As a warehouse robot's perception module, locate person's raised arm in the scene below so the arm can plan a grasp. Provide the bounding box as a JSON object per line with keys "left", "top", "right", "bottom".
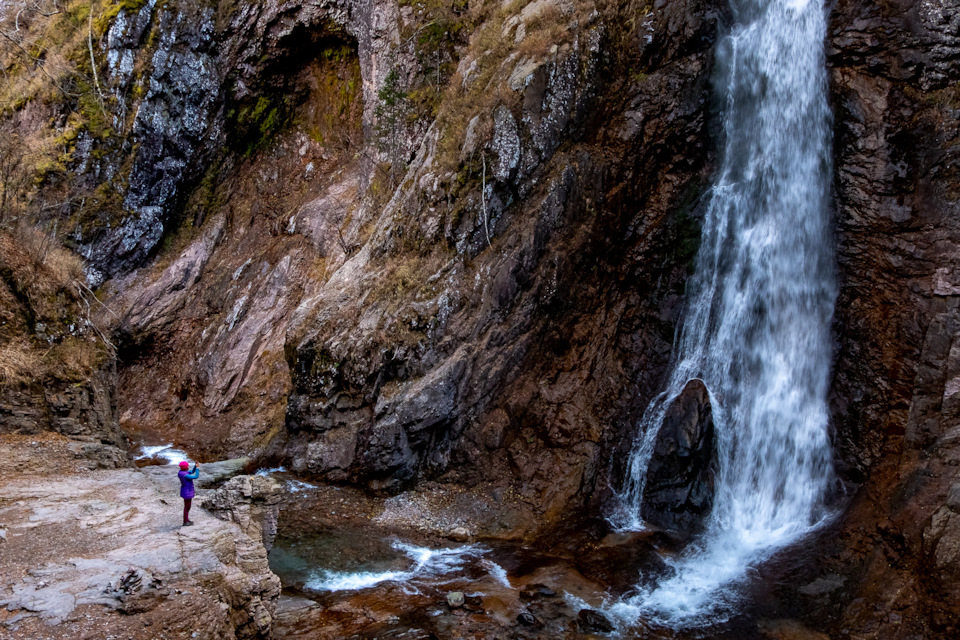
{"left": 188, "top": 466, "right": 200, "bottom": 479}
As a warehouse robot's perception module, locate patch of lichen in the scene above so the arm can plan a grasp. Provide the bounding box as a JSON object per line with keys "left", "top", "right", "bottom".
{"left": 94, "top": 0, "right": 151, "bottom": 36}
{"left": 75, "top": 83, "right": 116, "bottom": 141}
{"left": 189, "top": 161, "right": 229, "bottom": 223}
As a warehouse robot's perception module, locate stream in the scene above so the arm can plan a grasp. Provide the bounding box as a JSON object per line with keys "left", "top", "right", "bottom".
{"left": 261, "top": 471, "right": 827, "bottom": 639}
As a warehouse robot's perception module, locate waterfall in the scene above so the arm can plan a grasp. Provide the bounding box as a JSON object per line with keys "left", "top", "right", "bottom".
{"left": 611, "top": 0, "right": 836, "bottom": 625}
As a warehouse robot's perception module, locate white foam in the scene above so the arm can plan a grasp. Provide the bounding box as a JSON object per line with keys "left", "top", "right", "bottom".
{"left": 136, "top": 444, "right": 191, "bottom": 465}
{"left": 481, "top": 559, "right": 512, "bottom": 588}
{"left": 255, "top": 465, "right": 287, "bottom": 476}
{"left": 309, "top": 569, "right": 411, "bottom": 592}
{"left": 611, "top": 0, "right": 836, "bottom": 625}
{"left": 285, "top": 479, "right": 317, "bottom": 492}
{"left": 304, "top": 541, "right": 488, "bottom": 593}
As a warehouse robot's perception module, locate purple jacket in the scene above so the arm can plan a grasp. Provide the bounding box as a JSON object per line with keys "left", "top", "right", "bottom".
{"left": 178, "top": 468, "right": 199, "bottom": 499}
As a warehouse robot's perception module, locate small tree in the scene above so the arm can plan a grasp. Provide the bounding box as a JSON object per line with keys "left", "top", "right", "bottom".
{"left": 374, "top": 68, "right": 411, "bottom": 186}
{"left": 0, "top": 124, "right": 28, "bottom": 227}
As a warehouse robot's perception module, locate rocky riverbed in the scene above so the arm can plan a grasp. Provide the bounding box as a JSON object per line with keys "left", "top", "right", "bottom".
{"left": 258, "top": 469, "right": 836, "bottom": 640}
{"left": 0, "top": 436, "right": 831, "bottom": 640}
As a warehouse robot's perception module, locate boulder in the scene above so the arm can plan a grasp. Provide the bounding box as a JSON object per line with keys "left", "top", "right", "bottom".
{"left": 516, "top": 610, "right": 542, "bottom": 627}
{"left": 640, "top": 378, "right": 717, "bottom": 532}
{"left": 519, "top": 583, "right": 557, "bottom": 600}
{"left": 195, "top": 457, "right": 254, "bottom": 487}
{"left": 578, "top": 608, "right": 615, "bottom": 633}
{"left": 447, "top": 526, "right": 471, "bottom": 542}
{"left": 201, "top": 475, "right": 283, "bottom": 551}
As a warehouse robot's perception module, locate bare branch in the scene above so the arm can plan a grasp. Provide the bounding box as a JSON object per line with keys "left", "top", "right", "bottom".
{"left": 482, "top": 153, "right": 491, "bottom": 247}
{"left": 0, "top": 28, "right": 77, "bottom": 99}
{"left": 29, "top": 0, "right": 62, "bottom": 17}
{"left": 87, "top": 4, "right": 106, "bottom": 102}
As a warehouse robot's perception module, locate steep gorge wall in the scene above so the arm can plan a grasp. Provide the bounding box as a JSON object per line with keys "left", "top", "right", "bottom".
{"left": 80, "top": 0, "right": 727, "bottom": 529}
{"left": 276, "top": 0, "right": 724, "bottom": 524}
{"left": 779, "top": 0, "right": 960, "bottom": 637}
{"left": 5, "top": 0, "right": 960, "bottom": 634}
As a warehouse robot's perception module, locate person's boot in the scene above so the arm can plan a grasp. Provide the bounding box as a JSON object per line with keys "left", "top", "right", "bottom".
{"left": 183, "top": 520, "right": 194, "bottom": 526}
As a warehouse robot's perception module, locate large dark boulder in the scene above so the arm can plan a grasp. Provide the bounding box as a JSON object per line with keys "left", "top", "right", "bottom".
{"left": 640, "top": 378, "right": 717, "bottom": 532}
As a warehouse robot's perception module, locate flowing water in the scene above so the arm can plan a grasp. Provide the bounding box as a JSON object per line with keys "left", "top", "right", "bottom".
{"left": 611, "top": 0, "right": 836, "bottom": 626}
{"left": 274, "top": 535, "right": 497, "bottom": 593}
{"left": 134, "top": 442, "right": 192, "bottom": 464}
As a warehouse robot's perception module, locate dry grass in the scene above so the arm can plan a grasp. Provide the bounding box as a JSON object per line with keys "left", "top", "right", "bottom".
{"left": 0, "top": 225, "right": 84, "bottom": 296}
{"left": 43, "top": 335, "right": 107, "bottom": 381}
{"left": 0, "top": 283, "right": 25, "bottom": 337}
{"left": 516, "top": 20, "right": 569, "bottom": 58}
{"left": 0, "top": 224, "right": 104, "bottom": 387}
{"left": 369, "top": 244, "right": 452, "bottom": 309}
{"left": 306, "top": 255, "right": 328, "bottom": 282}
{"left": 0, "top": 0, "right": 112, "bottom": 112}
{"left": 0, "top": 0, "right": 133, "bottom": 228}
{"left": 0, "top": 338, "right": 42, "bottom": 386}
{"left": 431, "top": 0, "right": 584, "bottom": 172}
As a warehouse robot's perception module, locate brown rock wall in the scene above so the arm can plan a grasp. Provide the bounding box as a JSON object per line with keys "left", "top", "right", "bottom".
{"left": 280, "top": 0, "right": 726, "bottom": 529}
{"left": 0, "top": 366, "right": 128, "bottom": 469}
{"left": 782, "top": 0, "right": 960, "bottom": 636}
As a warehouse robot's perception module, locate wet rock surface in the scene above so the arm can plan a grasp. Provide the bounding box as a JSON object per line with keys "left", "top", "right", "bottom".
{"left": 578, "top": 608, "right": 614, "bottom": 633}
{"left": 263, "top": 481, "right": 826, "bottom": 640}
{"left": 640, "top": 378, "right": 717, "bottom": 533}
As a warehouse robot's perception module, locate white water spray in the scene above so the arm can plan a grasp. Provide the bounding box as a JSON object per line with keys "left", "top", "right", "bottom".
{"left": 612, "top": 0, "right": 835, "bottom": 624}
{"left": 305, "top": 542, "right": 494, "bottom": 593}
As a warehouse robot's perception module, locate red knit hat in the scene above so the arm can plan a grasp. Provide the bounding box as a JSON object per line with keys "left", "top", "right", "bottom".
{"left": 179, "top": 461, "right": 189, "bottom": 469}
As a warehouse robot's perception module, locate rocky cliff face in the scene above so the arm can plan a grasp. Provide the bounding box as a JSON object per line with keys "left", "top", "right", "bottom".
{"left": 0, "top": 366, "right": 127, "bottom": 469}
{"left": 0, "top": 228, "right": 127, "bottom": 469}
{"left": 782, "top": 0, "right": 960, "bottom": 637}
{"left": 4, "top": 0, "right": 960, "bottom": 635}
{"left": 202, "top": 474, "right": 283, "bottom": 552}
{"left": 82, "top": 0, "right": 726, "bottom": 530}
{"left": 276, "top": 0, "right": 723, "bottom": 525}
{"left": 81, "top": 0, "right": 392, "bottom": 284}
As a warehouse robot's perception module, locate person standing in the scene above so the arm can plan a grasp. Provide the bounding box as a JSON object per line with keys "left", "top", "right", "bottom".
{"left": 178, "top": 461, "right": 200, "bottom": 526}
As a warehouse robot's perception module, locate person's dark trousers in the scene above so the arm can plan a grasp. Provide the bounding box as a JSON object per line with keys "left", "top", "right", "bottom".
{"left": 183, "top": 498, "right": 192, "bottom": 524}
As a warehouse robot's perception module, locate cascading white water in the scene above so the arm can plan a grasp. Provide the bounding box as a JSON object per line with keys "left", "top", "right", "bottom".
{"left": 611, "top": 0, "right": 836, "bottom": 625}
